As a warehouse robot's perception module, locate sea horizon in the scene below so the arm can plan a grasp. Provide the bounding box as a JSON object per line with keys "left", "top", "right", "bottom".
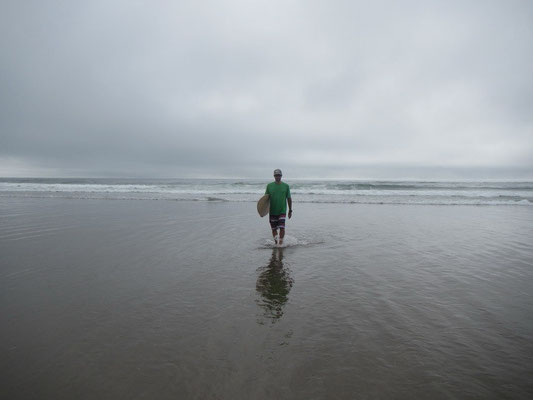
{"left": 1, "top": 176, "right": 532, "bottom": 207}
{"left": 2, "top": 175, "right": 533, "bottom": 182}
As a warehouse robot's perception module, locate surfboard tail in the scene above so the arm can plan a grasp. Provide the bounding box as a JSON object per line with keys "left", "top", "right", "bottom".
{"left": 257, "top": 194, "right": 270, "bottom": 217}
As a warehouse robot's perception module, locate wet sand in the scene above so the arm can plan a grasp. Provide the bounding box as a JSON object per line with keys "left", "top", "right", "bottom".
{"left": 1, "top": 198, "right": 532, "bottom": 399}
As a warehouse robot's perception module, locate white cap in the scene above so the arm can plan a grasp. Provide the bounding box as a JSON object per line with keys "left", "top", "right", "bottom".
{"left": 273, "top": 169, "right": 282, "bottom": 176}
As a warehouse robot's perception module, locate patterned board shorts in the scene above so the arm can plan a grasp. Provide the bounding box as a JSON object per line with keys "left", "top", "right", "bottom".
{"left": 269, "top": 214, "right": 286, "bottom": 230}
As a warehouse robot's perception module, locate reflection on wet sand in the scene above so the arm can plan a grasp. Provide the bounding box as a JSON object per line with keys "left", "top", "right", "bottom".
{"left": 256, "top": 248, "right": 294, "bottom": 323}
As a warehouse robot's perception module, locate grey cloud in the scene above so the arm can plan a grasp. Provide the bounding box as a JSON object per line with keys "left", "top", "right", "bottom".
{"left": 1, "top": 0, "right": 532, "bottom": 178}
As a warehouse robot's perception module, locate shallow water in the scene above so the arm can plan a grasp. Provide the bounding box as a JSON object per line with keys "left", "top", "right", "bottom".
{"left": 1, "top": 198, "right": 532, "bottom": 399}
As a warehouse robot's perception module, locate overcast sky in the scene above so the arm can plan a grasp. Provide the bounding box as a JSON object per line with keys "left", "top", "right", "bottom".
{"left": 1, "top": 0, "right": 532, "bottom": 179}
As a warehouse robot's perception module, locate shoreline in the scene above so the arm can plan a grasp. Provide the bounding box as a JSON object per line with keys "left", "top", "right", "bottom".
{"left": 1, "top": 192, "right": 531, "bottom": 207}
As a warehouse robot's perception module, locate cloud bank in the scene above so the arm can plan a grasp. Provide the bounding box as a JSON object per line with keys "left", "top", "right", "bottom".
{"left": 1, "top": 0, "right": 532, "bottom": 178}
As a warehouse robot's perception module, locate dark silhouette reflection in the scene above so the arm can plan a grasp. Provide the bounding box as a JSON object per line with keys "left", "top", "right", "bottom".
{"left": 256, "top": 248, "right": 294, "bottom": 323}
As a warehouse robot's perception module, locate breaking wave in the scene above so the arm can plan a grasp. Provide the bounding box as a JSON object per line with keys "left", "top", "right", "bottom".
{"left": 1, "top": 178, "right": 532, "bottom": 206}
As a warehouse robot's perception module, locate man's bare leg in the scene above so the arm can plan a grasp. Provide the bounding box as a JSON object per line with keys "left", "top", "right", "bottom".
{"left": 272, "top": 229, "right": 278, "bottom": 244}
{"left": 279, "top": 228, "right": 285, "bottom": 246}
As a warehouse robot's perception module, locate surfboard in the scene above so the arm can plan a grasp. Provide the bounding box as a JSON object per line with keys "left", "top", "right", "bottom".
{"left": 257, "top": 194, "right": 270, "bottom": 217}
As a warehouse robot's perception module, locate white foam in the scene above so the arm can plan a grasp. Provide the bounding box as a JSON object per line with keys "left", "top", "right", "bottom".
{"left": 2, "top": 179, "right": 532, "bottom": 207}
{"left": 260, "top": 234, "right": 310, "bottom": 249}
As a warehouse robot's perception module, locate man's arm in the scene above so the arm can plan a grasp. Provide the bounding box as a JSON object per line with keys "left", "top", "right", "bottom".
{"left": 288, "top": 198, "right": 292, "bottom": 218}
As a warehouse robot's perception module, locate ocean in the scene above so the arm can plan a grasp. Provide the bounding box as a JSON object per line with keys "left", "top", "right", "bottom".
{"left": 1, "top": 178, "right": 532, "bottom": 399}
{"left": 1, "top": 177, "right": 532, "bottom": 206}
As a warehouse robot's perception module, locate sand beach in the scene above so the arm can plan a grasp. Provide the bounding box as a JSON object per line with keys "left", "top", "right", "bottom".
{"left": 1, "top": 194, "right": 532, "bottom": 399}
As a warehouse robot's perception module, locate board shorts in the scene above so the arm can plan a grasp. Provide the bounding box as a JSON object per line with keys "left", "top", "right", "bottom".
{"left": 269, "top": 214, "right": 286, "bottom": 230}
